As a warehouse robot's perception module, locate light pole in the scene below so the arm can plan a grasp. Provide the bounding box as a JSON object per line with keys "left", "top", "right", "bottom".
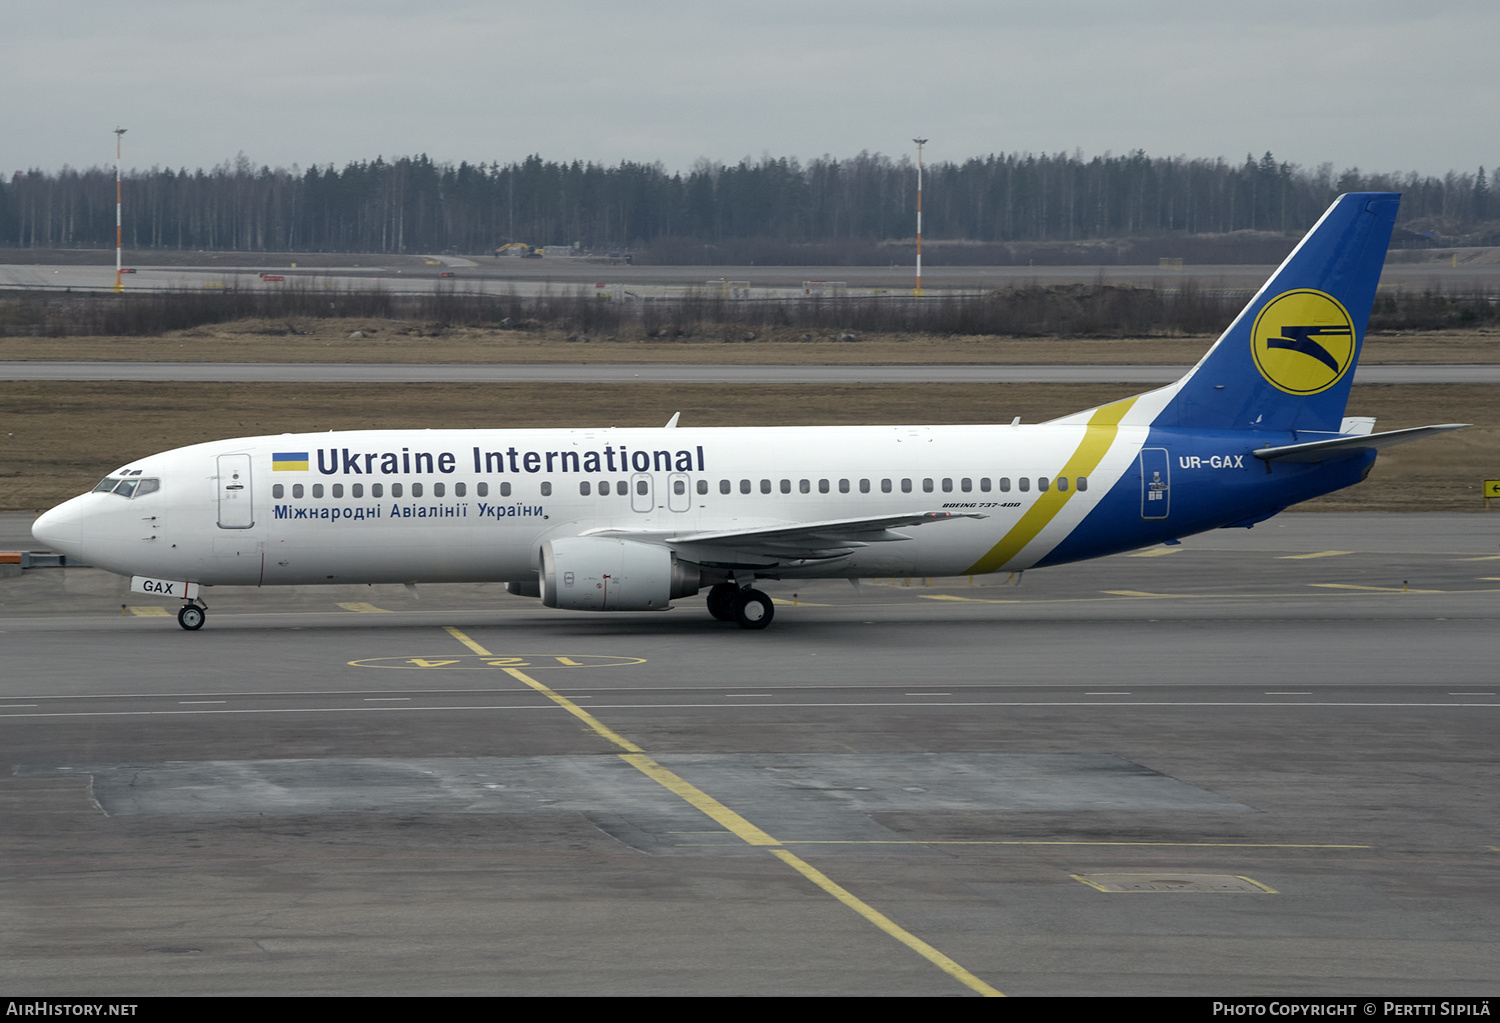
{"left": 912, "top": 138, "right": 927, "bottom": 296}
{"left": 114, "top": 126, "right": 127, "bottom": 291}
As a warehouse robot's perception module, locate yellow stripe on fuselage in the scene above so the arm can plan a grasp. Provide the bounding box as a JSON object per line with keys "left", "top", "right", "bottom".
{"left": 962, "top": 397, "right": 1138, "bottom": 575}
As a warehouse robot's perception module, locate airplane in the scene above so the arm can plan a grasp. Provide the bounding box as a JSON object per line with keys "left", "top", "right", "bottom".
{"left": 32, "top": 192, "right": 1464, "bottom": 631}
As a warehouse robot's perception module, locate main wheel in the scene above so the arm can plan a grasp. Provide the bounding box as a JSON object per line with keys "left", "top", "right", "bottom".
{"left": 177, "top": 605, "right": 206, "bottom": 631}
{"left": 706, "top": 583, "right": 738, "bottom": 621}
{"left": 730, "top": 589, "right": 774, "bottom": 630}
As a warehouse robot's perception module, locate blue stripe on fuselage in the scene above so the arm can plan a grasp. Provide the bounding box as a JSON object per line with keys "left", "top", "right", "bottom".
{"left": 1033, "top": 429, "right": 1376, "bottom": 567}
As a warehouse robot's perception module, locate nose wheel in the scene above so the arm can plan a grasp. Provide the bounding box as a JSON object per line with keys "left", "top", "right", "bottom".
{"left": 177, "top": 603, "right": 207, "bottom": 631}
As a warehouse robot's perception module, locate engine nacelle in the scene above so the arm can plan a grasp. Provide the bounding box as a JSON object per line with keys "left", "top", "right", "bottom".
{"left": 540, "top": 536, "right": 700, "bottom": 611}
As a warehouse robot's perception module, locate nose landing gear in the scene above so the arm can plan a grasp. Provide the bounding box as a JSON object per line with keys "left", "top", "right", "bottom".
{"left": 177, "top": 602, "right": 207, "bottom": 631}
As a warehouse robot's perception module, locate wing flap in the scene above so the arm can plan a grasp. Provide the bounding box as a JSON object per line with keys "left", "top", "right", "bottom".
{"left": 585, "top": 511, "right": 984, "bottom": 567}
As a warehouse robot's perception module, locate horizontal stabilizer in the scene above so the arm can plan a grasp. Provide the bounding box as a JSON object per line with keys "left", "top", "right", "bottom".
{"left": 1252, "top": 424, "right": 1467, "bottom": 463}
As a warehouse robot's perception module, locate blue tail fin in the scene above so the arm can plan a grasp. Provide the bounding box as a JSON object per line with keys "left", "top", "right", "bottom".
{"left": 1154, "top": 192, "right": 1399, "bottom": 434}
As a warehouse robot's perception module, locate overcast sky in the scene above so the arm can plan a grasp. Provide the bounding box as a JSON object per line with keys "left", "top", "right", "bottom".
{"left": 6, "top": 0, "right": 1495, "bottom": 178}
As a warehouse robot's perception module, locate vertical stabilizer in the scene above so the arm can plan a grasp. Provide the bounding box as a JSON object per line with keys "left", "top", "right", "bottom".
{"left": 1152, "top": 192, "right": 1400, "bottom": 434}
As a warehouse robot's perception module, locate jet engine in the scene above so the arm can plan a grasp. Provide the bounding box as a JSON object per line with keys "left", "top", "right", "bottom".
{"left": 540, "top": 536, "right": 700, "bottom": 611}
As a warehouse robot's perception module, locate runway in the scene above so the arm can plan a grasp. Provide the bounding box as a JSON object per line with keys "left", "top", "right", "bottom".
{"left": 5, "top": 258, "right": 1497, "bottom": 296}
{"left": 2, "top": 512, "right": 1498, "bottom": 995}
{"left": 4, "top": 361, "right": 1496, "bottom": 384}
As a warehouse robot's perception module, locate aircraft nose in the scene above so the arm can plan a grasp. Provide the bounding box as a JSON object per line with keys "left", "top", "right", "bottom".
{"left": 32, "top": 497, "right": 85, "bottom": 561}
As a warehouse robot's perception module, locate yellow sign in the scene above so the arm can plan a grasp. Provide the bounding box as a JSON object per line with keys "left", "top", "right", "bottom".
{"left": 1484, "top": 480, "right": 1500, "bottom": 499}
{"left": 1250, "top": 289, "right": 1356, "bottom": 395}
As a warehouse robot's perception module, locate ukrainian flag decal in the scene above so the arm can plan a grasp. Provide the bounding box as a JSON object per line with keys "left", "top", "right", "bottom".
{"left": 272, "top": 451, "right": 309, "bottom": 471}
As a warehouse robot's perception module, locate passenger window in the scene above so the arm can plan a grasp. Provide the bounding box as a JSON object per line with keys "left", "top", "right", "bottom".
{"left": 292, "top": 484, "right": 304, "bottom": 499}
{"left": 353, "top": 483, "right": 364, "bottom": 498}
{"left": 1038, "top": 477, "right": 1049, "bottom": 492}
{"left": 476, "top": 482, "right": 487, "bottom": 497}
{"left": 818, "top": 479, "right": 829, "bottom": 494}
{"left": 1077, "top": 476, "right": 1088, "bottom": 492}
{"left": 273, "top": 484, "right": 284, "bottom": 499}
{"left": 433, "top": 482, "right": 444, "bottom": 497}
{"left": 942, "top": 478, "right": 953, "bottom": 493}
{"left": 636, "top": 480, "right": 647, "bottom": 496}
{"left": 312, "top": 484, "right": 324, "bottom": 499}
{"left": 580, "top": 481, "right": 591, "bottom": 496}
{"left": 979, "top": 478, "right": 991, "bottom": 492}
{"left": 599, "top": 480, "right": 610, "bottom": 495}
{"left": 760, "top": 480, "right": 771, "bottom": 494}
{"left": 881, "top": 479, "right": 892, "bottom": 493}
{"left": 840, "top": 479, "right": 851, "bottom": 494}
{"left": 1057, "top": 477, "right": 1068, "bottom": 492}
{"left": 455, "top": 482, "right": 466, "bottom": 497}
{"left": 780, "top": 479, "right": 791, "bottom": 494}
{"left": 798, "top": 479, "right": 809, "bottom": 494}
{"left": 697, "top": 480, "right": 708, "bottom": 495}
{"left": 615, "top": 480, "right": 625, "bottom": 495}
{"left": 501, "top": 482, "right": 512, "bottom": 497}
{"left": 674, "top": 479, "right": 685, "bottom": 495}
{"left": 720, "top": 480, "right": 731, "bottom": 494}
{"left": 1018, "top": 478, "right": 1030, "bottom": 492}
{"left": 541, "top": 482, "right": 552, "bottom": 496}
{"left": 740, "top": 479, "right": 751, "bottom": 494}
{"left": 333, "top": 483, "right": 344, "bottom": 498}
{"left": 960, "top": 478, "right": 971, "bottom": 492}
{"left": 922, "top": 478, "right": 933, "bottom": 493}
{"left": 901, "top": 479, "right": 912, "bottom": 493}
{"left": 391, "top": 483, "right": 403, "bottom": 498}
{"left": 998, "top": 478, "right": 1011, "bottom": 493}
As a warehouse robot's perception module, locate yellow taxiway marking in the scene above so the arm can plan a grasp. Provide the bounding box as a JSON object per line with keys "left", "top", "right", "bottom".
{"left": 1101, "top": 590, "right": 1180, "bottom": 598}
{"left": 1454, "top": 555, "right": 1500, "bottom": 561}
{"left": 1125, "top": 547, "right": 1180, "bottom": 558}
{"left": 918, "top": 594, "right": 1021, "bottom": 604}
{"left": 127, "top": 606, "right": 170, "bottom": 617}
{"left": 336, "top": 602, "right": 391, "bottom": 613}
{"left": 769, "top": 849, "right": 1003, "bottom": 996}
{"left": 1309, "top": 583, "right": 1442, "bottom": 593}
{"left": 770, "top": 598, "right": 829, "bottom": 606}
{"left": 442, "top": 624, "right": 1003, "bottom": 998}
{"left": 1278, "top": 550, "right": 1354, "bottom": 560}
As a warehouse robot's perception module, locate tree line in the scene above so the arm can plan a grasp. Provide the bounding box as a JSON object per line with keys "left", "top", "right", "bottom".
{"left": 2, "top": 150, "right": 1494, "bottom": 261}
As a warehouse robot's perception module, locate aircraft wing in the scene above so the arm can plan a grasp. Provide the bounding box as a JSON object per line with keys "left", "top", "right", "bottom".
{"left": 1252, "top": 424, "right": 1467, "bottom": 463}
{"left": 585, "top": 511, "right": 985, "bottom": 568}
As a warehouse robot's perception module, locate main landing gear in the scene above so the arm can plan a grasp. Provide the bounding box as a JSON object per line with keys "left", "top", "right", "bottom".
{"left": 705, "top": 582, "right": 774, "bottom": 630}
{"left": 177, "top": 602, "right": 207, "bottom": 631}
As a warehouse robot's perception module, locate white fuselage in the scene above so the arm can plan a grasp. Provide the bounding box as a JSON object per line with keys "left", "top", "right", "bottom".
{"left": 38, "top": 422, "right": 1154, "bottom": 588}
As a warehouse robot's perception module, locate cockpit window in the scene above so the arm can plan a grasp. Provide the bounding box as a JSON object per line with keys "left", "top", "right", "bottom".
{"left": 93, "top": 477, "right": 159, "bottom": 498}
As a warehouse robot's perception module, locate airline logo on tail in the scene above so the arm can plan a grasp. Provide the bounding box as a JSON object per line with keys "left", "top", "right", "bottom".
{"left": 1250, "top": 289, "right": 1356, "bottom": 395}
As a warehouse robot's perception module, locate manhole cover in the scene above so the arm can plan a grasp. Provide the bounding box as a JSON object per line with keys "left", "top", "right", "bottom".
{"left": 1072, "top": 873, "right": 1275, "bottom": 893}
